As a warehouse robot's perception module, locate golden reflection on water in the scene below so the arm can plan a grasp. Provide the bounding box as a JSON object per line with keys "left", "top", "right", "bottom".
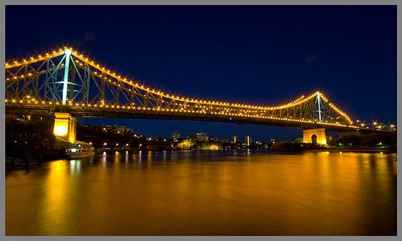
{"left": 42, "top": 161, "right": 70, "bottom": 234}
{"left": 6, "top": 151, "right": 397, "bottom": 235}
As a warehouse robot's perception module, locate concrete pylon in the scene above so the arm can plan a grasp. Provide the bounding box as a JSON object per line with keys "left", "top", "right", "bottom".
{"left": 303, "top": 128, "right": 327, "bottom": 145}
{"left": 53, "top": 112, "right": 76, "bottom": 143}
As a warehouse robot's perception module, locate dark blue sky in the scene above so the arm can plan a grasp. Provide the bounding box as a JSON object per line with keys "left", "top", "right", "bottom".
{"left": 6, "top": 5, "right": 396, "bottom": 140}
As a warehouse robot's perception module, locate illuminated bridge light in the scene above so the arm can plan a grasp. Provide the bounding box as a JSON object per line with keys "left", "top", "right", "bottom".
{"left": 5, "top": 48, "right": 359, "bottom": 130}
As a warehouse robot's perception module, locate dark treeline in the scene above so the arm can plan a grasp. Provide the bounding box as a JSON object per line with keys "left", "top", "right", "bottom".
{"left": 5, "top": 116, "right": 65, "bottom": 168}
{"left": 76, "top": 124, "right": 171, "bottom": 150}
{"left": 328, "top": 132, "right": 397, "bottom": 148}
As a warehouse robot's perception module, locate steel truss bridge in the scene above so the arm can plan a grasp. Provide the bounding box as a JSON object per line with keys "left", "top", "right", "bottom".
{"left": 5, "top": 46, "right": 359, "bottom": 131}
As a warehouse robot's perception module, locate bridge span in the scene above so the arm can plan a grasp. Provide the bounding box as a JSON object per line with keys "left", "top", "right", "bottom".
{"left": 5, "top": 46, "right": 376, "bottom": 145}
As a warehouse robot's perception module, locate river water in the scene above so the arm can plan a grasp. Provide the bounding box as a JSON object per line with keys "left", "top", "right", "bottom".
{"left": 6, "top": 151, "right": 397, "bottom": 235}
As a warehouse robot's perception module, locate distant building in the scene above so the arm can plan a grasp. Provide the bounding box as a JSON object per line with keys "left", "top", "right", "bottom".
{"left": 232, "top": 136, "right": 238, "bottom": 144}
{"left": 113, "top": 125, "right": 132, "bottom": 134}
{"left": 198, "top": 143, "right": 222, "bottom": 151}
{"left": 245, "top": 136, "right": 252, "bottom": 146}
{"left": 177, "top": 139, "right": 193, "bottom": 149}
{"left": 101, "top": 125, "right": 134, "bottom": 135}
{"left": 195, "top": 132, "right": 209, "bottom": 142}
{"left": 172, "top": 131, "right": 181, "bottom": 142}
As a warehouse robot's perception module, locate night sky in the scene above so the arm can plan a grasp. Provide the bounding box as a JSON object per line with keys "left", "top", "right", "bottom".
{"left": 5, "top": 5, "right": 396, "bottom": 140}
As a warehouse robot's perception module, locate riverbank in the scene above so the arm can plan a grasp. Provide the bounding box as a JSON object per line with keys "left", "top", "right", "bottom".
{"left": 326, "top": 147, "right": 396, "bottom": 153}
{"left": 6, "top": 145, "right": 397, "bottom": 171}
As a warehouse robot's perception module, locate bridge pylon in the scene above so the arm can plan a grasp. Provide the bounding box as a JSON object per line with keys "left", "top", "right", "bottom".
{"left": 53, "top": 112, "right": 77, "bottom": 143}
{"left": 303, "top": 128, "right": 327, "bottom": 145}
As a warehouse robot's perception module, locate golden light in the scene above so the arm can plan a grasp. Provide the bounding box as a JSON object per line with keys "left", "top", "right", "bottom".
{"left": 209, "top": 144, "right": 220, "bottom": 150}
{"left": 53, "top": 122, "right": 68, "bottom": 137}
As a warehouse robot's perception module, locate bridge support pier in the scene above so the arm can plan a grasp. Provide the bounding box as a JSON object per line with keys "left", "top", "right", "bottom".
{"left": 303, "top": 128, "right": 327, "bottom": 145}
{"left": 53, "top": 112, "right": 76, "bottom": 143}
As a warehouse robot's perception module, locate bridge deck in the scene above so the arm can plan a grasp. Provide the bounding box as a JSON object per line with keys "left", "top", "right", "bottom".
{"left": 6, "top": 102, "right": 361, "bottom": 131}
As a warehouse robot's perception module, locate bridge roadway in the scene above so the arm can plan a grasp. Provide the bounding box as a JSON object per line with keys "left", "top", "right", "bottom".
{"left": 6, "top": 101, "right": 362, "bottom": 132}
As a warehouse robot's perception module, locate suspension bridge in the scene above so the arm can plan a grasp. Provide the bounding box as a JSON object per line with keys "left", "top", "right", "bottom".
{"left": 5, "top": 46, "right": 376, "bottom": 145}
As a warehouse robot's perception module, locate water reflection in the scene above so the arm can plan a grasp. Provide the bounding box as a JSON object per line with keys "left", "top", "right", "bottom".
{"left": 69, "top": 160, "right": 81, "bottom": 174}
{"left": 114, "top": 151, "right": 120, "bottom": 163}
{"left": 138, "top": 150, "right": 143, "bottom": 163}
{"left": 124, "top": 151, "right": 129, "bottom": 167}
{"left": 6, "top": 151, "right": 397, "bottom": 235}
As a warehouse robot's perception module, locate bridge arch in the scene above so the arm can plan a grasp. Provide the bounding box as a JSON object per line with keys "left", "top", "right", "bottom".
{"left": 303, "top": 128, "right": 327, "bottom": 145}
{"left": 311, "top": 134, "right": 317, "bottom": 144}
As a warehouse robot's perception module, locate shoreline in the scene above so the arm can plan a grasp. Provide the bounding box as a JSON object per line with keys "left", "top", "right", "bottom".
{"left": 6, "top": 147, "right": 396, "bottom": 169}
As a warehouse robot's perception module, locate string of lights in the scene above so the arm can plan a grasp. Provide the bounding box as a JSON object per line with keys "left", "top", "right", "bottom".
{"left": 4, "top": 97, "right": 359, "bottom": 129}
{"left": 5, "top": 46, "right": 356, "bottom": 127}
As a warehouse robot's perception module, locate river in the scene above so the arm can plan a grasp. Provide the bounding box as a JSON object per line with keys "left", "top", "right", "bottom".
{"left": 6, "top": 151, "right": 397, "bottom": 235}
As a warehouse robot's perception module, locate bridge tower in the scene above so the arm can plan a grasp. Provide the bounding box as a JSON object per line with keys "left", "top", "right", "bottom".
{"left": 53, "top": 112, "right": 77, "bottom": 143}
{"left": 52, "top": 48, "right": 77, "bottom": 143}
{"left": 302, "top": 92, "right": 328, "bottom": 145}
{"left": 303, "top": 128, "right": 327, "bottom": 145}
